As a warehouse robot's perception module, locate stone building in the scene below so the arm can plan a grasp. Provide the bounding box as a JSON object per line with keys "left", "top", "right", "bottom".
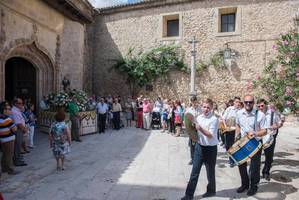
{"left": 0, "top": 0, "right": 93, "bottom": 106}
{"left": 89, "top": 0, "right": 298, "bottom": 103}
{"left": 1, "top": 0, "right": 298, "bottom": 107}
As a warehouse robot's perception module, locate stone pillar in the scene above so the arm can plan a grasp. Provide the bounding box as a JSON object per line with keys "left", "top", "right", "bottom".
{"left": 188, "top": 36, "right": 198, "bottom": 97}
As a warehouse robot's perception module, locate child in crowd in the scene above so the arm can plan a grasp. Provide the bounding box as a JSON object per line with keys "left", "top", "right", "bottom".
{"left": 24, "top": 104, "right": 36, "bottom": 148}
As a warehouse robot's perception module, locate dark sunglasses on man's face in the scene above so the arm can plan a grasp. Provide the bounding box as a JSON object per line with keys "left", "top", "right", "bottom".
{"left": 244, "top": 101, "right": 254, "bottom": 105}
{"left": 257, "top": 105, "right": 265, "bottom": 108}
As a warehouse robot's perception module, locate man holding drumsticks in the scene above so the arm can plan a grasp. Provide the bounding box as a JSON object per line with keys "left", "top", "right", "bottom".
{"left": 235, "top": 94, "right": 267, "bottom": 196}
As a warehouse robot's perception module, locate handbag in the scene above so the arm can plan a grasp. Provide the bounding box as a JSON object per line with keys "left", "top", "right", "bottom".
{"left": 175, "top": 114, "right": 181, "bottom": 123}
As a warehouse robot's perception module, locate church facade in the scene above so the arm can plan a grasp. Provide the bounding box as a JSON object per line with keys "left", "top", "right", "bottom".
{"left": 0, "top": 0, "right": 93, "bottom": 106}
{"left": 0, "top": 0, "right": 298, "bottom": 106}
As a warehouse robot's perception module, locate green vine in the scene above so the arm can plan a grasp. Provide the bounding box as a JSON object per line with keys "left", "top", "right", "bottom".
{"left": 196, "top": 51, "right": 225, "bottom": 74}
{"left": 112, "top": 45, "right": 187, "bottom": 95}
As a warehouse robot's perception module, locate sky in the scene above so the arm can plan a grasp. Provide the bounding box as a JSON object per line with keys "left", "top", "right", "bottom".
{"left": 88, "top": 0, "right": 141, "bottom": 8}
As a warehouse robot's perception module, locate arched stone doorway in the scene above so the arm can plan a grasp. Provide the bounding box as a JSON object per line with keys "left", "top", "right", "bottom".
{"left": 5, "top": 57, "right": 37, "bottom": 104}
{"left": 0, "top": 40, "right": 57, "bottom": 108}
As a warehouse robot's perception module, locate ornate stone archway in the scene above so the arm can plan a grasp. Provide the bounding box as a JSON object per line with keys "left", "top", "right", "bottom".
{"left": 0, "top": 39, "right": 57, "bottom": 103}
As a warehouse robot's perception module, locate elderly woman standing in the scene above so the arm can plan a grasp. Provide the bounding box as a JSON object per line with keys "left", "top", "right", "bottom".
{"left": 49, "top": 111, "right": 71, "bottom": 170}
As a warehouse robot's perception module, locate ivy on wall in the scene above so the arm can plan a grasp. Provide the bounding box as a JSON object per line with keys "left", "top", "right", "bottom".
{"left": 195, "top": 51, "right": 226, "bottom": 74}
{"left": 112, "top": 45, "right": 187, "bottom": 95}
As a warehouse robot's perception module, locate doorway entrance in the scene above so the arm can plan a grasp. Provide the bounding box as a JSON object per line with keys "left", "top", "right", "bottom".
{"left": 5, "top": 57, "right": 37, "bottom": 104}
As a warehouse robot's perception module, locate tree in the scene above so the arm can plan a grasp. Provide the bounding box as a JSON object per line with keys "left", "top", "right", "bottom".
{"left": 253, "top": 18, "right": 299, "bottom": 113}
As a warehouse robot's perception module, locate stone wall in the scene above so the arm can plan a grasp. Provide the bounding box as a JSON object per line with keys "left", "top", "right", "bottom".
{"left": 0, "top": 0, "right": 87, "bottom": 101}
{"left": 90, "top": 0, "right": 298, "bottom": 104}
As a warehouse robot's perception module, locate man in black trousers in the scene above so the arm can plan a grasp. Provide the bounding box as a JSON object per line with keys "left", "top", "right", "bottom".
{"left": 96, "top": 97, "right": 109, "bottom": 133}
{"left": 235, "top": 95, "right": 267, "bottom": 196}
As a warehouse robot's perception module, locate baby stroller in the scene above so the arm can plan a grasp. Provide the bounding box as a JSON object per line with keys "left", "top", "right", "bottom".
{"left": 151, "top": 112, "right": 161, "bottom": 129}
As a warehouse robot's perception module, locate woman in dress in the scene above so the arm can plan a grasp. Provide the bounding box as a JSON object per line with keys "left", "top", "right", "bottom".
{"left": 174, "top": 100, "right": 184, "bottom": 137}
{"left": 49, "top": 111, "right": 71, "bottom": 170}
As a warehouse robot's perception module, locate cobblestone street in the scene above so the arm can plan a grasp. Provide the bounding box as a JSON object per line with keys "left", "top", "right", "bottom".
{"left": 1, "top": 124, "right": 298, "bottom": 200}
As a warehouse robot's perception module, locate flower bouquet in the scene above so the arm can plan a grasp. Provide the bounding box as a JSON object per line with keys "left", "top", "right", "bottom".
{"left": 47, "top": 89, "right": 90, "bottom": 112}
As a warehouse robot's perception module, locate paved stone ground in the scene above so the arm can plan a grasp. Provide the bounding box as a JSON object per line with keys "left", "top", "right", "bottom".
{"left": 1, "top": 123, "right": 298, "bottom": 200}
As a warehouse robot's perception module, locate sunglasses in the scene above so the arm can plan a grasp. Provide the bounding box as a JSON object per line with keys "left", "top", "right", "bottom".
{"left": 257, "top": 105, "right": 265, "bottom": 108}
{"left": 244, "top": 101, "right": 254, "bottom": 105}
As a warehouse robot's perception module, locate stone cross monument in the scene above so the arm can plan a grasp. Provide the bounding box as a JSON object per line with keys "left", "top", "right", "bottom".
{"left": 188, "top": 36, "right": 198, "bottom": 97}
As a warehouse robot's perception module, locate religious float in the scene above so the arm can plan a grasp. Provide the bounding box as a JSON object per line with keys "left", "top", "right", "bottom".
{"left": 38, "top": 88, "right": 98, "bottom": 135}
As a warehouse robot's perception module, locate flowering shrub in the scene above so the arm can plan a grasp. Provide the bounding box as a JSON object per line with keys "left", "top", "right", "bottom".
{"left": 47, "top": 89, "right": 89, "bottom": 112}
{"left": 69, "top": 89, "right": 89, "bottom": 111}
{"left": 253, "top": 19, "right": 299, "bottom": 113}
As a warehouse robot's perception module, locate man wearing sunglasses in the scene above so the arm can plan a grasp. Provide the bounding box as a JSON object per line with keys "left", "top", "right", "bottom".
{"left": 235, "top": 95, "right": 267, "bottom": 196}
{"left": 256, "top": 99, "right": 283, "bottom": 181}
{"left": 182, "top": 98, "right": 219, "bottom": 199}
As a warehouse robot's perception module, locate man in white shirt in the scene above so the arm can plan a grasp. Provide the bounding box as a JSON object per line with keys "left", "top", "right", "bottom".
{"left": 235, "top": 95, "right": 267, "bottom": 196}
{"left": 181, "top": 98, "right": 219, "bottom": 200}
{"left": 222, "top": 97, "right": 241, "bottom": 167}
{"left": 256, "top": 99, "right": 283, "bottom": 181}
{"left": 96, "top": 97, "right": 109, "bottom": 133}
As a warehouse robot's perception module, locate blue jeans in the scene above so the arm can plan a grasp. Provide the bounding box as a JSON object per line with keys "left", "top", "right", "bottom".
{"left": 185, "top": 143, "right": 218, "bottom": 197}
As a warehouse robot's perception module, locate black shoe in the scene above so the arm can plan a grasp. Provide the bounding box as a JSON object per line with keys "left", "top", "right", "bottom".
{"left": 15, "top": 162, "right": 28, "bottom": 166}
{"left": 8, "top": 170, "right": 20, "bottom": 175}
{"left": 263, "top": 173, "right": 270, "bottom": 181}
{"left": 247, "top": 186, "right": 258, "bottom": 196}
{"left": 202, "top": 192, "right": 216, "bottom": 198}
{"left": 230, "top": 163, "right": 235, "bottom": 168}
{"left": 181, "top": 195, "right": 193, "bottom": 200}
{"left": 236, "top": 185, "right": 249, "bottom": 193}
{"left": 188, "top": 160, "right": 193, "bottom": 165}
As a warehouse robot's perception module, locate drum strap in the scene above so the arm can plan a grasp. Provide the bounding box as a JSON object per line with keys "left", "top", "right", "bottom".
{"left": 253, "top": 110, "right": 258, "bottom": 131}
{"left": 270, "top": 111, "right": 274, "bottom": 126}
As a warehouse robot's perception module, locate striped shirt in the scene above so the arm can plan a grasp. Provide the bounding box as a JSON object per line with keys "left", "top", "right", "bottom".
{"left": 0, "top": 115, "right": 17, "bottom": 143}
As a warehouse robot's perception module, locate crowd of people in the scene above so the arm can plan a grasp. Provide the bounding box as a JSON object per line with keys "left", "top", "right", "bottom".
{"left": 0, "top": 98, "right": 37, "bottom": 177}
{"left": 0, "top": 93, "right": 286, "bottom": 199}
{"left": 92, "top": 95, "right": 187, "bottom": 137}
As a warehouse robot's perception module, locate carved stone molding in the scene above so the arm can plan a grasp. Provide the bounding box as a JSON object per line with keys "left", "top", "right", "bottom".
{"left": 42, "top": 0, "right": 94, "bottom": 24}
{"left": 0, "top": 9, "right": 6, "bottom": 47}
{"left": 55, "top": 34, "right": 61, "bottom": 68}
{"left": 31, "top": 23, "right": 38, "bottom": 41}
{"left": 0, "top": 38, "right": 57, "bottom": 100}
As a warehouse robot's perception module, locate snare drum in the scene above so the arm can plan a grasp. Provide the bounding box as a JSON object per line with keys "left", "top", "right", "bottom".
{"left": 227, "top": 135, "right": 262, "bottom": 165}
